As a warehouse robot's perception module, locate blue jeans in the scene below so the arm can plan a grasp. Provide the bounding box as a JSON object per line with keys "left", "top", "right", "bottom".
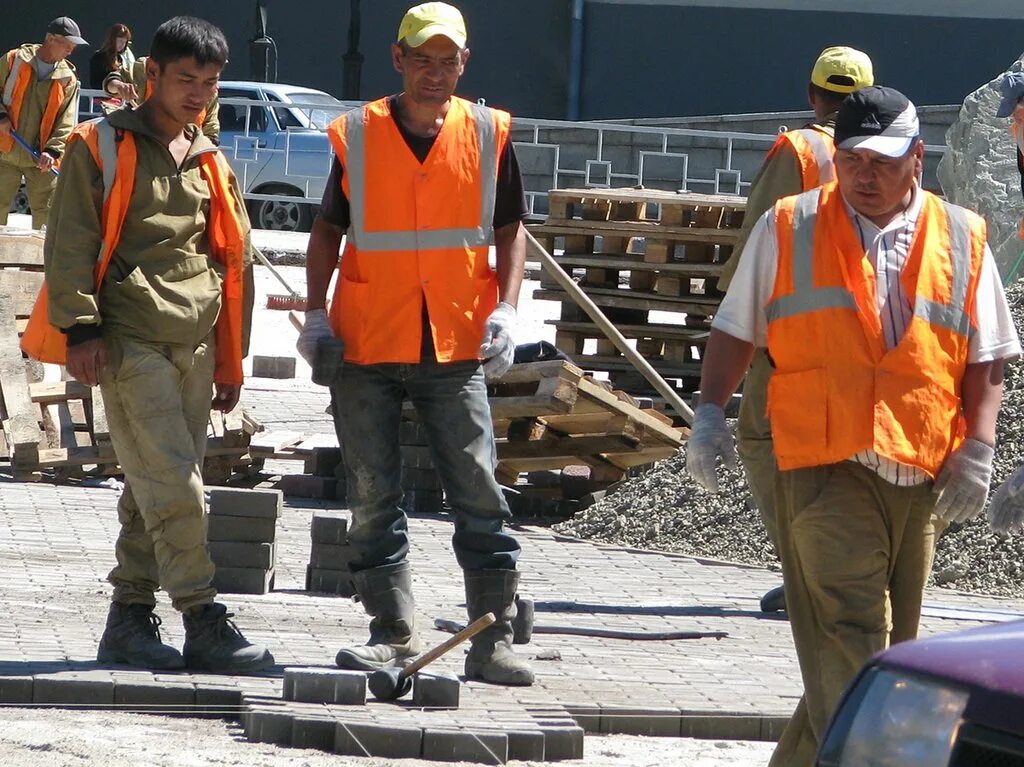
{"left": 329, "top": 356, "right": 520, "bottom": 573}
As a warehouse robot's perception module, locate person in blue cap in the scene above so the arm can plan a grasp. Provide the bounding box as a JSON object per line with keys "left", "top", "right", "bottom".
{"left": 997, "top": 72, "right": 1024, "bottom": 202}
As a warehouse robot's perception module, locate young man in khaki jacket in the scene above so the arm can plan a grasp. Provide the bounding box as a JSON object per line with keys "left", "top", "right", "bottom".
{"left": 0, "top": 17, "right": 84, "bottom": 229}
{"left": 44, "top": 16, "right": 271, "bottom": 673}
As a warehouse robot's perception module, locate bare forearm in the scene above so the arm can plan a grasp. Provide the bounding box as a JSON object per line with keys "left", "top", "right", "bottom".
{"left": 494, "top": 220, "right": 526, "bottom": 308}
{"left": 961, "top": 360, "right": 1005, "bottom": 447}
{"left": 305, "top": 217, "right": 343, "bottom": 311}
{"left": 697, "top": 329, "right": 757, "bottom": 408}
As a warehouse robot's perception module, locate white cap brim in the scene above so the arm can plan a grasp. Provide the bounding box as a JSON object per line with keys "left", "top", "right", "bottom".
{"left": 837, "top": 134, "right": 915, "bottom": 158}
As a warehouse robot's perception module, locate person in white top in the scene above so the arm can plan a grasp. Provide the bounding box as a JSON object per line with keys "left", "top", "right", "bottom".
{"left": 687, "top": 86, "right": 1021, "bottom": 767}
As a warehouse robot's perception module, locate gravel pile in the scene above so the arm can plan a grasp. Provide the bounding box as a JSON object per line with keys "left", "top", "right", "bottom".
{"left": 554, "top": 281, "right": 1024, "bottom": 597}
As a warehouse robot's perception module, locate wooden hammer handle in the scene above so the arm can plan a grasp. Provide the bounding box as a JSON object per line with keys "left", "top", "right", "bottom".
{"left": 399, "top": 612, "right": 496, "bottom": 680}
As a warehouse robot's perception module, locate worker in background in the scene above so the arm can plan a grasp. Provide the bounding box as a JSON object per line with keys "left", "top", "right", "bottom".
{"left": 0, "top": 17, "right": 85, "bottom": 229}
{"left": 717, "top": 46, "right": 873, "bottom": 614}
{"left": 36, "top": 16, "right": 271, "bottom": 674}
{"left": 104, "top": 52, "right": 220, "bottom": 143}
{"left": 297, "top": 2, "right": 533, "bottom": 686}
{"left": 687, "top": 86, "right": 1021, "bottom": 766}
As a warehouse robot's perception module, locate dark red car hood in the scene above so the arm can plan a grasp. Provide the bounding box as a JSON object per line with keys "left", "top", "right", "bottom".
{"left": 880, "top": 619, "right": 1024, "bottom": 698}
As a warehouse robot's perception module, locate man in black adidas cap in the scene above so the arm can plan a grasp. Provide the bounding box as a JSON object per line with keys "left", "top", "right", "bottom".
{"left": 689, "top": 85, "right": 1020, "bottom": 766}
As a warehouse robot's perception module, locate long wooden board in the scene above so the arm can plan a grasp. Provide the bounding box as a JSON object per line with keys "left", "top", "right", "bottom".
{"left": 0, "top": 294, "right": 43, "bottom": 467}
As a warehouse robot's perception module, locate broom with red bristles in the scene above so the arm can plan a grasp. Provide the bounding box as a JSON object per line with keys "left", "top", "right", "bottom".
{"left": 254, "top": 246, "right": 308, "bottom": 311}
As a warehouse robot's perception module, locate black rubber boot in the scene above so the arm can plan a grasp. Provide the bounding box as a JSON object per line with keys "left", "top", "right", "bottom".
{"left": 464, "top": 570, "right": 535, "bottom": 686}
{"left": 760, "top": 585, "right": 787, "bottom": 614}
{"left": 182, "top": 603, "right": 274, "bottom": 673}
{"left": 335, "top": 562, "right": 423, "bottom": 671}
{"left": 97, "top": 602, "right": 185, "bottom": 670}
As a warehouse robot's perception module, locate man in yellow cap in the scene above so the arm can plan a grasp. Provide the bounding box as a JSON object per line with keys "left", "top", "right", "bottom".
{"left": 298, "top": 2, "right": 533, "bottom": 686}
{"left": 717, "top": 46, "right": 873, "bottom": 614}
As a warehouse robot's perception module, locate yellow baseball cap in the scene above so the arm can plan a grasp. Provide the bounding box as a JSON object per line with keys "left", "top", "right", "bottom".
{"left": 397, "top": 2, "right": 467, "bottom": 49}
{"left": 811, "top": 46, "right": 874, "bottom": 94}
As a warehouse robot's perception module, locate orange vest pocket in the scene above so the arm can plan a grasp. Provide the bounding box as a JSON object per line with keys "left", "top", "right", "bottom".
{"left": 768, "top": 367, "right": 828, "bottom": 462}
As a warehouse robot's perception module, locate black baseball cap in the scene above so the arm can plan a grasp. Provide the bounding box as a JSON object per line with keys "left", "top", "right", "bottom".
{"left": 835, "top": 86, "right": 920, "bottom": 158}
{"left": 47, "top": 17, "right": 88, "bottom": 46}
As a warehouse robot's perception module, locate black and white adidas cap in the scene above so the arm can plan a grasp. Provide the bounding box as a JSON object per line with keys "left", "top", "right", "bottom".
{"left": 834, "top": 86, "right": 920, "bottom": 158}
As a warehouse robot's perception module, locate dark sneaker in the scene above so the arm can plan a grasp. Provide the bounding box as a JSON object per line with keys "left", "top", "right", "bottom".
{"left": 97, "top": 602, "right": 185, "bottom": 670}
{"left": 182, "top": 603, "right": 274, "bottom": 673}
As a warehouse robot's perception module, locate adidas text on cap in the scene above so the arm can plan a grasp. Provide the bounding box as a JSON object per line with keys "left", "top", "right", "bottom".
{"left": 835, "top": 86, "right": 920, "bottom": 158}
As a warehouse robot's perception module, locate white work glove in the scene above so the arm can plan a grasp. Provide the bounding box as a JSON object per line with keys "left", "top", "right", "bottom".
{"left": 296, "top": 308, "right": 333, "bottom": 367}
{"left": 479, "top": 301, "right": 517, "bottom": 379}
{"left": 933, "top": 438, "right": 995, "bottom": 525}
{"left": 988, "top": 464, "right": 1024, "bottom": 534}
{"left": 685, "top": 403, "right": 737, "bottom": 494}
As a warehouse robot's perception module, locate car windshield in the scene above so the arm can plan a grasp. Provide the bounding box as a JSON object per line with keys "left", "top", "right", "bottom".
{"left": 278, "top": 92, "right": 346, "bottom": 130}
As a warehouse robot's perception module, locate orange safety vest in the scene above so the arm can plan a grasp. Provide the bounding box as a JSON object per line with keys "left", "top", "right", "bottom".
{"left": 764, "top": 126, "right": 835, "bottom": 190}
{"left": 324, "top": 96, "right": 510, "bottom": 365}
{"left": 0, "top": 49, "right": 68, "bottom": 155}
{"left": 765, "top": 182, "right": 986, "bottom": 477}
{"left": 20, "top": 117, "right": 247, "bottom": 385}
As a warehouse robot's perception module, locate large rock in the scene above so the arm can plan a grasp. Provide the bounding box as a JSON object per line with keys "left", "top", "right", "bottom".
{"left": 939, "top": 56, "right": 1024, "bottom": 280}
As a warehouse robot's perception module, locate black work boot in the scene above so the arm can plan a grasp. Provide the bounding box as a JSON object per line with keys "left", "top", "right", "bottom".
{"left": 97, "top": 602, "right": 185, "bottom": 670}
{"left": 760, "top": 585, "right": 787, "bottom": 614}
{"left": 182, "top": 603, "right": 274, "bottom": 673}
{"left": 335, "top": 561, "right": 423, "bottom": 671}
{"left": 464, "top": 569, "right": 534, "bottom": 686}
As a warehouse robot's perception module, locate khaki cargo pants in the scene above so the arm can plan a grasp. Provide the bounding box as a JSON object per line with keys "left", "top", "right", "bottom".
{"left": 736, "top": 348, "right": 779, "bottom": 549}
{"left": 768, "top": 461, "right": 944, "bottom": 767}
{"left": 98, "top": 335, "right": 217, "bottom": 612}
{"left": 0, "top": 156, "right": 57, "bottom": 230}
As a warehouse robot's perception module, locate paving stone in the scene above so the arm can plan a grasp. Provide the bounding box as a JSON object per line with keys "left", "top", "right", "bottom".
{"left": 195, "top": 685, "right": 244, "bottom": 719}
{"left": 538, "top": 724, "right": 585, "bottom": 761}
{"left": 208, "top": 487, "right": 283, "bottom": 519}
{"left": 680, "top": 714, "right": 762, "bottom": 740}
{"left": 208, "top": 541, "right": 275, "bottom": 569}
{"left": 244, "top": 709, "right": 294, "bottom": 745}
{"left": 0, "top": 676, "right": 33, "bottom": 704}
{"left": 599, "top": 705, "right": 681, "bottom": 736}
{"left": 113, "top": 680, "right": 197, "bottom": 713}
{"left": 310, "top": 511, "right": 348, "bottom": 544}
{"left": 306, "top": 447, "right": 344, "bottom": 478}
{"left": 207, "top": 514, "right": 277, "bottom": 543}
{"left": 411, "top": 672, "right": 460, "bottom": 710}
{"left": 507, "top": 729, "right": 546, "bottom": 761}
{"left": 305, "top": 566, "right": 355, "bottom": 597}
{"left": 212, "top": 566, "right": 275, "bottom": 595}
{"left": 309, "top": 542, "right": 356, "bottom": 570}
{"left": 279, "top": 474, "right": 336, "bottom": 500}
{"left": 33, "top": 676, "right": 115, "bottom": 707}
{"left": 283, "top": 668, "right": 366, "bottom": 705}
{"left": 422, "top": 728, "right": 508, "bottom": 764}
{"left": 292, "top": 716, "right": 337, "bottom": 751}
{"left": 562, "top": 702, "right": 602, "bottom": 733}
{"left": 760, "top": 715, "right": 791, "bottom": 742}
{"left": 252, "top": 355, "right": 297, "bottom": 379}
{"left": 334, "top": 721, "right": 423, "bottom": 758}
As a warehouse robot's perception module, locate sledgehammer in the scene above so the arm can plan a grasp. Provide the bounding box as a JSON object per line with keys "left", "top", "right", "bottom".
{"left": 368, "top": 612, "right": 496, "bottom": 701}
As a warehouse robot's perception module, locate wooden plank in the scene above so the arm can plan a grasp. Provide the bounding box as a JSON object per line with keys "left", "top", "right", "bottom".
{"left": 548, "top": 320, "right": 710, "bottom": 343}
{"left": 36, "top": 439, "right": 249, "bottom": 469}
{"left": 550, "top": 253, "right": 725, "bottom": 276}
{"left": 488, "top": 377, "right": 579, "bottom": 419}
{"left": 29, "top": 381, "right": 93, "bottom": 404}
{"left": 0, "top": 230, "right": 45, "bottom": 269}
{"left": 249, "top": 431, "right": 304, "bottom": 455}
{"left": 89, "top": 387, "right": 112, "bottom": 456}
{"left": 533, "top": 286, "right": 720, "bottom": 316}
{"left": 0, "top": 271, "right": 44, "bottom": 317}
{"left": 491, "top": 360, "right": 584, "bottom": 385}
{"left": 221, "top": 407, "right": 247, "bottom": 448}
{"left": 575, "top": 377, "right": 684, "bottom": 446}
{"left": 530, "top": 221, "right": 738, "bottom": 245}
{"left": 0, "top": 294, "right": 43, "bottom": 467}
{"left": 497, "top": 434, "right": 642, "bottom": 461}
{"left": 547, "top": 188, "right": 746, "bottom": 210}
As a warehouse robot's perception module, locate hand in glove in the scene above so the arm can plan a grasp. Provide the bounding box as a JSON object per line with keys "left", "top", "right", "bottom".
{"left": 988, "top": 464, "right": 1024, "bottom": 534}
{"left": 933, "top": 438, "right": 995, "bottom": 525}
{"left": 479, "top": 302, "right": 517, "bottom": 379}
{"left": 296, "top": 308, "right": 333, "bottom": 366}
{"left": 685, "top": 403, "right": 737, "bottom": 494}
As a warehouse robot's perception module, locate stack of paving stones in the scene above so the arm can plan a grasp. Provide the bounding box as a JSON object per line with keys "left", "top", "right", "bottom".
{"left": 278, "top": 446, "right": 346, "bottom": 501}
{"left": 400, "top": 420, "right": 445, "bottom": 514}
{"left": 207, "top": 487, "right": 281, "bottom": 594}
{"left": 306, "top": 510, "right": 355, "bottom": 597}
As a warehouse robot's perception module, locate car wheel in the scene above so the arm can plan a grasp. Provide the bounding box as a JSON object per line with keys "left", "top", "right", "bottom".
{"left": 250, "top": 185, "right": 314, "bottom": 232}
{"left": 10, "top": 183, "right": 30, "bottom": 215}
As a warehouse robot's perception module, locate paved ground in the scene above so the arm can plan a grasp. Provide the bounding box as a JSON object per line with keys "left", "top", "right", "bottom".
{"left": 4, "top": 216, "right": 1024, "bottom": 763}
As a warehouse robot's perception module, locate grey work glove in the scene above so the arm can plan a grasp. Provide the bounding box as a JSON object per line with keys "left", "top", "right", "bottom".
{"left": 296, "top": 308, "right": 333, "bottom": 367}
{"left": 933, "top": 438, "right": 995, "bottom": 525}
{"left": 685, "top": 403, "right": 737, "bottom": 494}
{"left": 988, "top": 464, "right": 1024, "bottom": 534}
{"left": 480, "top": 301, "right": 517, "bottom": 379}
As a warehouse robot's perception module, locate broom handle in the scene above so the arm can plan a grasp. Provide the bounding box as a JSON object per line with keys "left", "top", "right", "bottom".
{"left": 253, "top": 246, "right": 302, "bottom": 297}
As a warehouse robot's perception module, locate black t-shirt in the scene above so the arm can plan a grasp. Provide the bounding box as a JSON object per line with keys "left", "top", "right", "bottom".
{"left": 318, "top": 95, "right": 528, "bottom": 230}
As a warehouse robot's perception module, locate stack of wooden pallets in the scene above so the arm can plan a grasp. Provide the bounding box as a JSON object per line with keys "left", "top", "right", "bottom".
{"left": 528, "top": 187, "right": 746, "bottom": 394}
{"left": 0, "top": 228, "right": 259, "bottom": 483}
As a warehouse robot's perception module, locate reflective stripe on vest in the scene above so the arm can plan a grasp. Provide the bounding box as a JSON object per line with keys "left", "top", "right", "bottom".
{"left": 793, "top": 128, "right": 835, "bottom": 185}
{"left": 344, "top": 102, "right": 499, "bottom": 251}
{"left": 766, "top": 190, "right": 973, "bottom": 339}
{"left": 2, "top": 52, "right": 24, "bottom": 109}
